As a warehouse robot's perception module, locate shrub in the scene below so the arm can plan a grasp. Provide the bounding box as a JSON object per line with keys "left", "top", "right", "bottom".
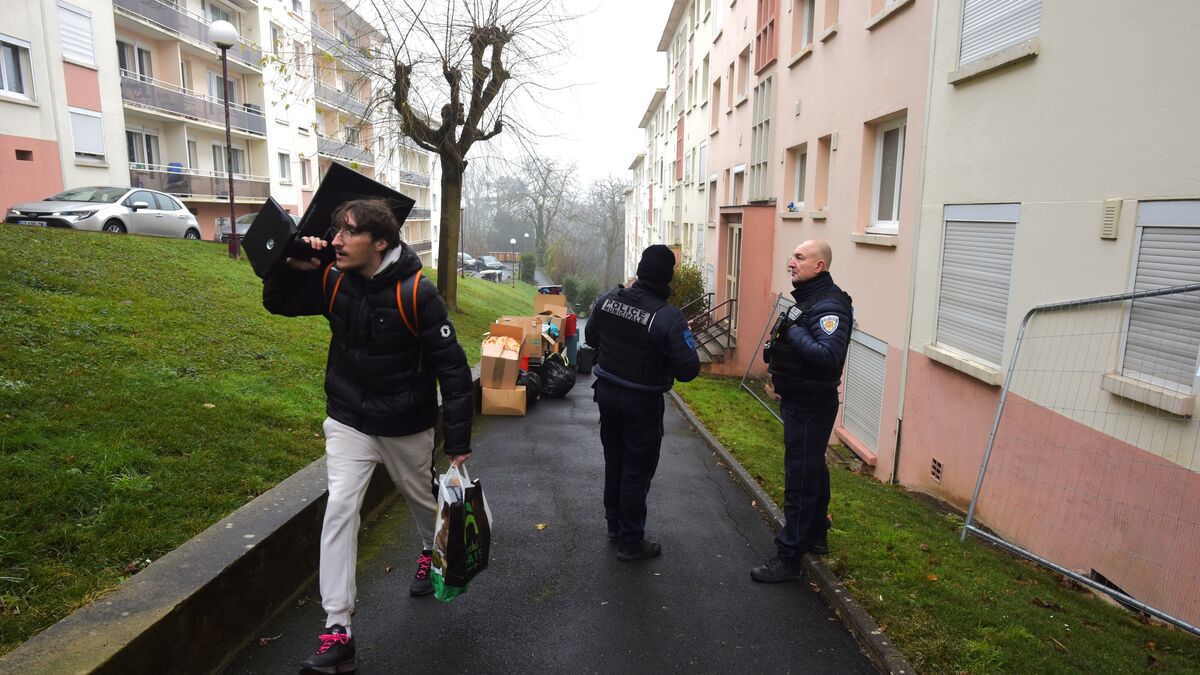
{"left": 519, "top": 251, "right": 536, "bottom": 283}
{"left": 577, "top": 278, "right": 602, "bottom": 317}
{"left": 561, "top": 276, "right": 580, "bottom": 305}
{"left": 669, "top": 262, "right": 707, "bottom": 319}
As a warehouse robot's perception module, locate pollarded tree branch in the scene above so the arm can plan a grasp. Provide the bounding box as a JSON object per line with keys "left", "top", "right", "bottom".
{"left": 392, "top": 62, "right": 440, "bottom": 153}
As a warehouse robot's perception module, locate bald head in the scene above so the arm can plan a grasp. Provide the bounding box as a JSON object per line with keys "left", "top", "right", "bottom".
{"left": 788, "top": 239, "right": 833, "bottom": 283}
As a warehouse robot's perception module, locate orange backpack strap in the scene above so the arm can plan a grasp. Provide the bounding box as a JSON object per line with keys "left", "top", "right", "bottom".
{"left": 395, "top": 270, "right": 422, "bottom": 337}
{"left": 322, "top": 263, "right": 343, "bottom": 315}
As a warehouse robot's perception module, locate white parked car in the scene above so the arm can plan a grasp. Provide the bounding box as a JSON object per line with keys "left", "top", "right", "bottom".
{"left": 5, "top": 186, "right": 202, "bottom": 239}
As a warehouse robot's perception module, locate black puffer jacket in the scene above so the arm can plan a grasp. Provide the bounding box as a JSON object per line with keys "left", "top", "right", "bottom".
{"left": 769, "top": 271, "right": 853, "bottom": 403}
{"left": 263, "top": 243, "right": 473, "bottom": 454}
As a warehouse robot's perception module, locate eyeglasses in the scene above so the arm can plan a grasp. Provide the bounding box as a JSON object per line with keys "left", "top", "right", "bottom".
{"left": 327, "top": 224, "right": 365, "bottom": 238}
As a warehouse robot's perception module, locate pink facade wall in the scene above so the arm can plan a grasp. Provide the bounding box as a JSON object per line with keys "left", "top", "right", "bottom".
{"left": 703, "top": 0, "right": 931, "bottom": 477}
{"left": 0, "top": 135, "right": 64, "bottom": 209}
{"left": 63, "top": 62, "right": 102, "bottom": 112}
{"left": 901, "top": 351, "right": 1200, "bottom": 625}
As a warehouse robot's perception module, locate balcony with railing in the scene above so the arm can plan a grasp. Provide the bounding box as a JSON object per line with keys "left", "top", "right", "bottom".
{"left": 113, "top": 0, "right": 262, "bottom": 69}
{"left": 408, "top": 239, "right": 432, "bottom": 254}
{"left": 314, "top": 81, "right": 368, "bottom": 118}
{"left": 129, "top": 163, "right": 270, "bottom": 201}
{"left": 408, "top": 208, "right": 431, "bottom": 219}
{"left": 317, "top": 134, "right": 374, "bottom": 165}
{"left": 121, "top": 72, "right": 267, "bottom": 136}
{"left": 309, "top": 22, "right": 371, "bottom": 72}
{"left": 396, "top": 169, "right": 430, "bottom": 187}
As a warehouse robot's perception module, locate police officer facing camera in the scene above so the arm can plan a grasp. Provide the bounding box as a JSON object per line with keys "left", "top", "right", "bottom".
{"left": 751, "top": 239, "right": 853, "bottom": 584}
{"left": 588, "top": 245, "right": 700, "bottom": 562}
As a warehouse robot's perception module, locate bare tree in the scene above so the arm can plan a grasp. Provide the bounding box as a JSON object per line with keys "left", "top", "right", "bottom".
{"left": 383, "top": 0, "right": 570, "bottom": 309}
{"left": 585, "top": 175, "right": 629, "bottom": 288}
{"left": 513, "top": 153, "right": 576, "bottom": 267}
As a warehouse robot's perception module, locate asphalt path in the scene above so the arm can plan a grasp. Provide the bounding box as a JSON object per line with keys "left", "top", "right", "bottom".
{"left": 225, "top": 373, "right": 875, "bottom": 674}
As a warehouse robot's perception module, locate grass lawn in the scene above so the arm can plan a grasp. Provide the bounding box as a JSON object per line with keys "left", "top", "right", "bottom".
{"left": 676, "top": 374, "right": 1200, "bottom": 674}
{"left": 0, "top": 224, "right": 535, "bottom": 654}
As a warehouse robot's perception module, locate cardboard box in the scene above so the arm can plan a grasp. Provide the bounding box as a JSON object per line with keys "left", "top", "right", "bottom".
{"left": 535, "top": 293, "right": 569, "bottom": 318}
{"left": 537, "top": 312, "right": 565, "bottom": 346}
{"left": 481, "top": 385, "right": 526, "bottom": 416}
{"left": 479, "top": 323, "right": 523, "bottom": 389}
{"left": 495, "top": 315, "right": 544, "bottom": 358}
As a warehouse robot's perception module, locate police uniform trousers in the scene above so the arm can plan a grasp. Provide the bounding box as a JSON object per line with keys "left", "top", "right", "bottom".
{"left": 776, "top": 388, "right": 839, "bottom": 560}
{"left": 594, "top": 378, "right": 666, "bottom": 549}
{"left": 320, "top": 418, "right": 438, "bottom": 628}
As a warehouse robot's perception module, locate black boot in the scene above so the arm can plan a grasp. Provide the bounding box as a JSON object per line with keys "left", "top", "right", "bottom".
{"left": 616, "top": 540, "right": 662, "bottom": 562}
{"left": 299, "top": 624, "right": 356, "bottom": 673}
{"left": 750, "top": 557, "right": 804, "bottom": 583}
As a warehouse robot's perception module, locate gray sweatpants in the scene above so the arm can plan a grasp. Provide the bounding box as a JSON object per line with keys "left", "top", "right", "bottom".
{"left": 319, "top": 417, "right": 438, "bottom": 628}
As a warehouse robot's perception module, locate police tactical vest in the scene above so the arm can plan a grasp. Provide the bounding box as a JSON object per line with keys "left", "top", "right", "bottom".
{"left": 592, "top": 288, "right": 673, "bottom": 389}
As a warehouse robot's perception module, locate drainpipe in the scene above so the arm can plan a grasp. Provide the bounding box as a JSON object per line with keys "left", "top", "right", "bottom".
{"left": 893, "top": 0, "right": 942, "bottom": 485}
{"left": 40, "top": 0, "right": 68, "bottom": 187}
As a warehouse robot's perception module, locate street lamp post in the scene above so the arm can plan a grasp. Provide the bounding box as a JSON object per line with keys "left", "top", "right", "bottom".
{"left": 209, "top": 20, "right": 239, "bottom": 259}
{"left": 509, "top": 238, "right": 517, "bottom": 287}
{"left": 521, "top": 232, "right": 529, "bottom": 284}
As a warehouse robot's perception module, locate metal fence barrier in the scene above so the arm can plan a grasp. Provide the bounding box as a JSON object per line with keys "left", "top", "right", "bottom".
{"left": 963, "top": 283, "right": 1200, "bottom": 636}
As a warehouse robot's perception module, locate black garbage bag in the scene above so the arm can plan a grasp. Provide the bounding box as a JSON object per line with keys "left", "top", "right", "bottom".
{"left": 538, "top": 353, "right": 576, "bottom": 399}
{"left": 576, "top": 344, "right": 596, "bottom": 375}
{"left": 517, "top": 369, "right": 542, "bottom": 405}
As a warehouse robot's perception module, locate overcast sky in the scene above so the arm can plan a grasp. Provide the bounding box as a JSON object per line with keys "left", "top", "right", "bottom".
{"left": 497, "top": 0, "right": 672, "bottom": 184}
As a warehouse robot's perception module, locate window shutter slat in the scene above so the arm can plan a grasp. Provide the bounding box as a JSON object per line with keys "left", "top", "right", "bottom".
{"left": 58, "top": 3, "right": 94, "bottom": 65}
{"left": 844, "top": 336, "right": 886, "bottom": 452}
{"left": 936, "top": 211, "right": 1018, "bottom": 367}
{"left": 959, "top": 0, "right": 1041, "bottom": 66}
{"left": 70, "top": 110, "right": 104, "bottom": 155}
{"left": 1122, "top": 227, "right": 1200, "bottom": 390}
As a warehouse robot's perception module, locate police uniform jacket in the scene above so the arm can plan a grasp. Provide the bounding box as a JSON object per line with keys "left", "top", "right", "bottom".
{"left": 262, "top": 242, "right": 474, "bottom": 454}
{"left": 588, "top": 282, "right": 701, "bottom": 393}
{"left": 769, "top": 271, "right": 853, "bottom": 403}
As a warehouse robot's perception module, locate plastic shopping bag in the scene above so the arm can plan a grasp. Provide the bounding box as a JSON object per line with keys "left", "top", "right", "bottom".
{"left": 431, "top": 465, "right": 493, "bottom": 602}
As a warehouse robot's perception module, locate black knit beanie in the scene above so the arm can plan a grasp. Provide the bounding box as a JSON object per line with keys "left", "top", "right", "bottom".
{"left": 636, "top": 244, "right": 676, "bottom": 285}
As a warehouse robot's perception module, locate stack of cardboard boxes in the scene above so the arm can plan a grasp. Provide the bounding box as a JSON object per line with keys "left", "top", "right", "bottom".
{"left": 478, "top": 292, "right": 573, "bottom": 416}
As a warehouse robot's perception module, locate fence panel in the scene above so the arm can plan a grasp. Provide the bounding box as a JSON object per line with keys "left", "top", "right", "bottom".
{"left": 740, "top": 292, "right": 793, "bottom": 423}
{"left": 963, "top": 284, "right": 1200, "bottom": 635}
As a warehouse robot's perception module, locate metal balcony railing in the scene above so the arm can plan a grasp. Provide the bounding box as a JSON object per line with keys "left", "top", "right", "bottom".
{"left": 129, "top": 164, "right": 270, "bottom": 200}
{"left": 408, "top": 239, "right": 432, "bottom": 254}
{"left": 408, "top": 207, "right": 431, "bottom": 219}
{"left": 314, "top": 82, "right": 368, "bottom": 117}
{"left": 310, "top": 22, "right": 371, "bottom": 72}
{"left": 317, "top": 134, "right": 374, "bottom": 165}
{"left": 113, "top": 0, "right": 262, "bottom": 68}
{"left": 396, "top": 170, "right": 430, "bottom": 187}
{"left": 121, "top": 72, "right": 267, "bottom": 135}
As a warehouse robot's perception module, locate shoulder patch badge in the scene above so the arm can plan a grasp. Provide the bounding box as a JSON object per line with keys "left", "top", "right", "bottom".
{"left": 819, "top": 315, "right": 839, "bottom": 335}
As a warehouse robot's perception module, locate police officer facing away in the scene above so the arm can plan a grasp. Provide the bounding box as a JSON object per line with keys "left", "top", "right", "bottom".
{"left": 588, "top": 245, "right": 700, "bottom": 562}
{"left": 751, "top": 239, "right": 853, "bottom": 583}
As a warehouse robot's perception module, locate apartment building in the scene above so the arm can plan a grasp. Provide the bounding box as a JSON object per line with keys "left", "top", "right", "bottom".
{"left": 904, "top": 0, "right": 1200, "bottom": 625}
{"left": 636, "top": 0, "right": 932, "bottom": 473}
{"left": 1, "top": 0, "right": 438, "bottom": 249}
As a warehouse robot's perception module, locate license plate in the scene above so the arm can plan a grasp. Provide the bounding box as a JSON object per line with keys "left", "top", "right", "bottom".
{"left": 18, "top": 220, "right": 45, "bottom": 226}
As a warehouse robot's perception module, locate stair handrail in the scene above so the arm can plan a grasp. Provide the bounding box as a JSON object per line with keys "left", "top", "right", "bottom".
{"left": 691, "top": 297, "right": 737, "bottom": 351}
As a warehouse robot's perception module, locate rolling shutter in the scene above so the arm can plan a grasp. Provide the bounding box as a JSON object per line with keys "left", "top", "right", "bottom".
{"left": 959, "top": 0, "right": 1041, "bottom": 66}
{"left": 69, "top": 108, "right": 104, "bottom": 157}
{"left": 843, "top": 332, "right": 886, "bottom": 452}
{"left": 936, "top": 203, "right": 1019, "bottom": 368}
{"left": 1122, "top": 222, "right": 1200, "bottom": 392}
{"left": 58, "top": 2, "right": 95, "bottom": 65}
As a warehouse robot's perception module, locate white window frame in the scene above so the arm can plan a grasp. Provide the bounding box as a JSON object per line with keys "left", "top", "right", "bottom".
{"left": 212, "top": 143, "right": 246, "bottom": 176}
{"left": 1118, "top": 201, "right": 1200, "bottom": 394}
{"left": 0, "top": 34, "right": 34, "bottom": 100}
{"left": 799, "top": 0, "right": 815, "bottom": 49}
{"left": 697, "top": 143, "right": 707, "bottom": 190}
{"left": 118, "top": 40, "right": 153, "bottom": 81}
{"left": 791, "top": 145, "right": 808, "bottom": 207}
{"left": 125, "top": 128, "right": 160, "bottom": 166}
{"left": 868, "top": 117, "right": 906, "bottom": 234}
{"left": 300, "top": 156, "right": 311, "bottom": 187}
{"left": 748, "top": 77, "right": 773, "bottom": 202}
{"left": 57, "top": 1, "right": 95, "bottom": 66}
{"left": 278, "top": 151, "right": 292, "bottom": 183}
{"left": 69, "top": 106, "right": 105, "bottom": 160}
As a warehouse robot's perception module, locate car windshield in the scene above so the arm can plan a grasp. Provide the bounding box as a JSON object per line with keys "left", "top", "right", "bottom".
{"left": 45, "top": 187, "right": 127, "bottom": 203}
